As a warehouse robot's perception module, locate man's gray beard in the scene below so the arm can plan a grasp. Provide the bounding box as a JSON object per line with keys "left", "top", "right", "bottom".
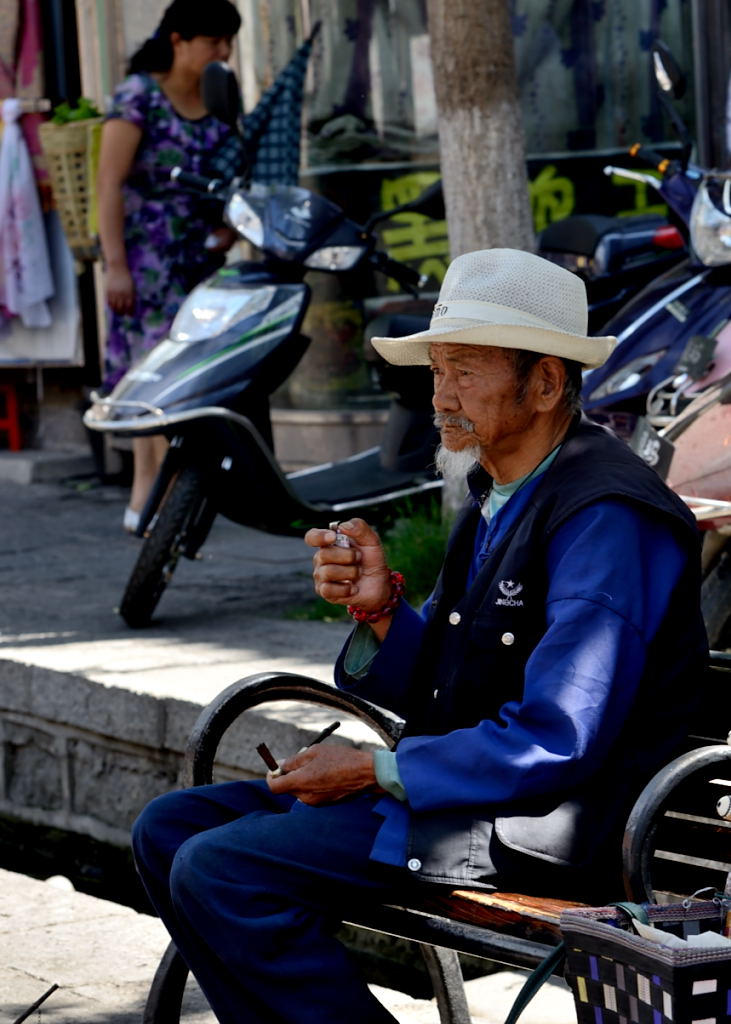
{"left": 434, "top": 442, "right": 481, "bottom": 481}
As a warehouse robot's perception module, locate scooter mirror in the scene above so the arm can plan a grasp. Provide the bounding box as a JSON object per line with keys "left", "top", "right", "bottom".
{"left": 364, "top": 181, "right": 445, "bottom": 232}
{"left": 406, "top": 181, "right": 446, "bottom": 221}
{"left": 651, "top": 41, "right": 686, "bottom": 99}
{"left": 202, "top": 61, "right": 242, "bottom": 130}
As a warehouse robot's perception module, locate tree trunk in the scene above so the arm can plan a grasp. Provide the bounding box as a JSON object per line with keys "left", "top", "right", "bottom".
{"left": 426, "top": 0, "right": 534, "bottom": 257}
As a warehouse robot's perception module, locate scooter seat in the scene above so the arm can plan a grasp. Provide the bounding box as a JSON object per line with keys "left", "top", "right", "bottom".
{"left": 540, "top": 213, "right": 666, "bottom": 257}
{"left": 289, "top": 447, "right": 437, "bottom": 506}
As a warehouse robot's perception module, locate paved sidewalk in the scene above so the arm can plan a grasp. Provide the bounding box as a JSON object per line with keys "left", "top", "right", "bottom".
{"left": 1, "top": 869, "right": 576, "bottom": 1024}
{"left": 0, "top": 473, "right": 352, "bottom": 700}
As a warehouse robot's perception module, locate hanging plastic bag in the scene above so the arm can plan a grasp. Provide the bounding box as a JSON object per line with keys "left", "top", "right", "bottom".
{"left": 0, "top": 97, "right": 54, "bottom": 327}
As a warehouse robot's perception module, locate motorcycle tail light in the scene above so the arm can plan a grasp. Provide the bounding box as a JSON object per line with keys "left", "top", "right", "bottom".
{"left": 652, "top": 224, "right": 685, "bottom": 249}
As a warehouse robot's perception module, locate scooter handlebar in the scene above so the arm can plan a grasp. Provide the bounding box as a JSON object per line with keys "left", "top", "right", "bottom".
{"left": 628, "top": 143, "right": 677, "bottom": 175}
{"left": 170, "top": 166, "right": 225, "bottom": 196}
{"left": 370, "top": 251, "right": 423, "bottom": 292}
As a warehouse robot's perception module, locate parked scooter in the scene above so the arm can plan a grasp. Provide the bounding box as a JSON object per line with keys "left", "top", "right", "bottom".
{"left": 568, "top": 41, "right": 731, "bottom": 645}
{"left": 634, "top": 350, "right": 731, "bottom": 648}
{"left": 580, "top": 43, "right": 731, "bottom": 439}
{"left": 538, "top": 207, "right": 686, "bottom": 334}
{"left": 536, "top": 47, "right": 694, "bottom": 333}
{"left": 84, "top": 65, "right": 443, "bottom": 628}
{"left": 601, "top": 314, "right": 731, "bottom": 653}
{"left": 600, "top": 148, "right": 731, "bottom": 646}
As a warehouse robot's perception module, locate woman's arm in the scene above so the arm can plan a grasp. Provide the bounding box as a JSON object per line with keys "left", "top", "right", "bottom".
{"left": 96, "top": 118, "right": 142, "bottom": 315}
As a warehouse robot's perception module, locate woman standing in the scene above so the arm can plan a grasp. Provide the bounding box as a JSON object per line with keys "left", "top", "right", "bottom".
{"left": 97, "top": 0, "right": 243, "bottom": 532}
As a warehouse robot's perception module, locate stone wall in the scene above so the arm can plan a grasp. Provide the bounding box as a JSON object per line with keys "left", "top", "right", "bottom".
{"left": 0, "top": 658, "right": 494, "bottom": 988}
{"left": 0, "top": 659, "right": 325, "bottom": 848}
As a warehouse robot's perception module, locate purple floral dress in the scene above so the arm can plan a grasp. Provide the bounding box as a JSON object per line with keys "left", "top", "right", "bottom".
{"left": 102, "top": 73, "right": 238, "bottom": 391}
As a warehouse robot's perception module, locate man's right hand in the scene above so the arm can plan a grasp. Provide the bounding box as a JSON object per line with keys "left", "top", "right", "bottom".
{"left": 305, "top": 518, "right": 392, "bottom": 613}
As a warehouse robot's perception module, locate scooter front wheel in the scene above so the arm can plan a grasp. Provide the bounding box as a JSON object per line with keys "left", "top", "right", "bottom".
{"left": 119, "top": 465, "right": 212, "bottom": 628}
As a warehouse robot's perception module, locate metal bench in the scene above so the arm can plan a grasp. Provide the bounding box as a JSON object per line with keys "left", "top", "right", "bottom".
{"left": 143, "top": 650, "right": 731, "bottom": 1024}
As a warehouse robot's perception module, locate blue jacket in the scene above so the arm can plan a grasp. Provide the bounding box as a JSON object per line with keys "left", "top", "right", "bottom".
{"left": 336, "top": 417, "right": 707, "bottom": 891}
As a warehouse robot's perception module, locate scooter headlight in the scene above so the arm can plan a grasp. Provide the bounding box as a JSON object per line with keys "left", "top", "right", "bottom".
{"left": 226, "top": 192, "right": 264, "bottom": 247}
{"left": 587, "top": 349, "right": 668, "bottom": 401}
{"left": 690, "top": 174, "right": 731, "bottom": 266}
{"left": 170, "top": 285, "right": 276, "bottom": 342}
{"left": 304, "top": 245, "right": 366, "bottom": 271}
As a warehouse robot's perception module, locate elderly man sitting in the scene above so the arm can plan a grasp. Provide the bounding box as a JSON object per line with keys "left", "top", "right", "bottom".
{"left": 132, "top": 248, "right": 707, "bottom": 1024}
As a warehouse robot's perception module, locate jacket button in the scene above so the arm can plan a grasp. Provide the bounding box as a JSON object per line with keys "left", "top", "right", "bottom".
{"left": 407, "top": 858, "right": 422, "bottom": 871}
{"left": 501, "top": 632, "right": 515, "bottom": 646}
{"left": 448, "top": 611, "right": 461, "bottom": 625}
{"left": 433, "top": 689, "right": 439, "bottom": 700}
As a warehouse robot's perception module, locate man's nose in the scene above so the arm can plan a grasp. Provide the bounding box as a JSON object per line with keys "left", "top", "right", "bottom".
{"left": 433, "top": 374, "right": 459, "bottom": 410}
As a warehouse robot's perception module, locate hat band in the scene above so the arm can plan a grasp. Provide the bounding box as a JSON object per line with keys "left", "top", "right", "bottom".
{"left": 430, "top": 299, "right": 582, "bottom": 336}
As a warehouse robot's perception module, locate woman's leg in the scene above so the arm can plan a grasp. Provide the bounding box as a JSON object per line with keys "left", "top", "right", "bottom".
{"left": 129, "top": 434, "right": 168, "bottom": 515}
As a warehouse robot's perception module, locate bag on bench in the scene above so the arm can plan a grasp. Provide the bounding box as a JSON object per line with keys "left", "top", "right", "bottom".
{"left": 503, "top": 892, "right": 731, "bottom": 1024}
{"left": 560, "top": 896, "right": 731, "bottom": 1024}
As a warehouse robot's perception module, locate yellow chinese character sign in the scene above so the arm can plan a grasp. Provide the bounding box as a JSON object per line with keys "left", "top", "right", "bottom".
{"left": 378, "top": 154, "right": 672, "bottom": 291}
{"left": 380, "top": 171, "right": 450, "bottom": 291}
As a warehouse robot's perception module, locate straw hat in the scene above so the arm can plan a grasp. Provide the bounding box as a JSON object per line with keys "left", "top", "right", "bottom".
{"left": 370, "top": 248, "right": 616, "bottom": 368}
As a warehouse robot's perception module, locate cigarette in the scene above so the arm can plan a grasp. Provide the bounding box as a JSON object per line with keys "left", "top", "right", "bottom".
{"left": 256, "top": 742, "right": 279, "bottom": 772}
{"left": 258, "top": 722, "right": 341, "bottom": 776}
{"left": 308, "top": 721, "right": 341, "bottom": 746}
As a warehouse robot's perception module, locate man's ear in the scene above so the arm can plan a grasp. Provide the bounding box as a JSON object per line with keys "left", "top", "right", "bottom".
{"left": 533, "top": 357, "right": 565, "bottom": 411}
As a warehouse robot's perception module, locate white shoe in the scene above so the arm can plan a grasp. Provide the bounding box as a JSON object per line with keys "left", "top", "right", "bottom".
{"left": 123, "top": 507, "right": 140, "bottom": 533}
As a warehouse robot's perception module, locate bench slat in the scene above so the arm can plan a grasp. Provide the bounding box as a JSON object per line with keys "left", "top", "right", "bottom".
{"left": 397, "top": 889, "right": 586, "bottom": 942}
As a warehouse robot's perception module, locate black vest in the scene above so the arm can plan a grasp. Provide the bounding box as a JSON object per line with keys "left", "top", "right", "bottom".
{"left": 401, "top": 416, "right": 708, "bottom": 883}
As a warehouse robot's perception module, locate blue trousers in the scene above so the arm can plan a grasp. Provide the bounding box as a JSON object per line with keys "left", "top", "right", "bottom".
{"left": 132, "top": 780, "right": 404, "bottom": 1024}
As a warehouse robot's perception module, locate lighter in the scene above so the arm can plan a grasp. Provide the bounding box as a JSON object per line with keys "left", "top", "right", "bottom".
{"left": 329, "top": 521, "right": 351, "bottom": 548}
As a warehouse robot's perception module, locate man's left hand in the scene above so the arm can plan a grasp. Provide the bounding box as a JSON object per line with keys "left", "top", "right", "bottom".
{"left": 266, "top": 743, "right": 380, "bottom": 805}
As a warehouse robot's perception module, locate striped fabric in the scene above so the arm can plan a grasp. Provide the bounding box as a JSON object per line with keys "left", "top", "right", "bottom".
{"left": 210, "top": 23, "right": 320, "bottom": 187}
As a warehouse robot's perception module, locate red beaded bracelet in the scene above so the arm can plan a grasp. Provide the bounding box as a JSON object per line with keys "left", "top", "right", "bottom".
{"left": 348, "top": 570, "right": 406, "bottom": 623}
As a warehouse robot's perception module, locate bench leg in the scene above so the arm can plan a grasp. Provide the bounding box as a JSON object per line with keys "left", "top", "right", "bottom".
{"left": 420, "top": 944, "right": 472, "bottom": 1024}
{"left": 144, "top": 938, "right": 471, "bottom": 1024}
{"left": 143, "top": 941, "right": 188, "bottom": 1024}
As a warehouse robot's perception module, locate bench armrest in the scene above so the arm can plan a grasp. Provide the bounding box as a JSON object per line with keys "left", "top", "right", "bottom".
{"left": 183, "top": 672, "right": 405, "bottom": 787}
{"left": 622, "top": 743, "right": 731, "bottom": 902}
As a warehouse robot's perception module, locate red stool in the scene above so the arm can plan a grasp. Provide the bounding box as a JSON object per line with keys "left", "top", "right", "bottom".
{"left": 0, "top": 383, "right": 22, "bottom": 451}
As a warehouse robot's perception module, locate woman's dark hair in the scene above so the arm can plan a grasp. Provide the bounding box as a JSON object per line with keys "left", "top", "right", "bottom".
{"left": 128, "top": 0, "right": 241, "bottom": 74}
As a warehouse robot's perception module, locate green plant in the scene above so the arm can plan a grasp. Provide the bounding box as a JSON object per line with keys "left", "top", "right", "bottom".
{"left": 284, "top": 498, "right": 451, "bottom": 622}
{"left": 51, "top": 97, "right": 101, "bottom": 125}
{"left": 381, "top": 499, "right": 451, "bottom": 608}
{"left": 285, "top": 596, "right": 350, "bottom": 622}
